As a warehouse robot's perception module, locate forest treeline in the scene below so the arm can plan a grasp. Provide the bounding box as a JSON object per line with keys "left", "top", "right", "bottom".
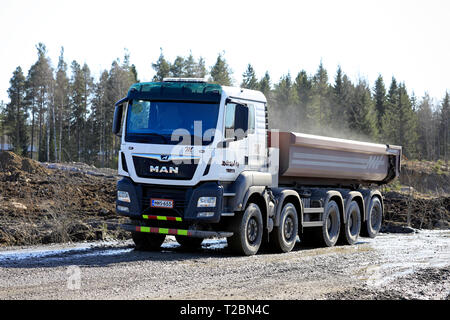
{"left": 0, "top": 43, "right": 449, "bottom": 168}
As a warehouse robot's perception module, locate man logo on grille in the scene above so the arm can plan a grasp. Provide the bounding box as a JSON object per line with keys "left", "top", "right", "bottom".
{"left": 150, "top": 165, "right": 179, "bottom": 174}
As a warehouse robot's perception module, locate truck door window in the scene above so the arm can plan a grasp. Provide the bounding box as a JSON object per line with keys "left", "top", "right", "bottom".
{"left": 225, "top": 103, "right": 236, "bottom": 138}
{"left": 248, "top": 104, "right": 255, "bottom": 134}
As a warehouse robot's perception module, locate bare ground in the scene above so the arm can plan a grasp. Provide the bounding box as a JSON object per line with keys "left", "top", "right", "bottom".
{"left": 0, "top": 230, "right": 448, "bottom": 300}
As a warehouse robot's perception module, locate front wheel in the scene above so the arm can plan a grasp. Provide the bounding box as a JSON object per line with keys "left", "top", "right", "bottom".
{"left": 176, "top": 236, "right": 204, "bottom": 250}
{"left": 132, "top": 232, "right": 166, "bottom": 251}
{"left": 227, "top": 203, "right": 263, "bottom": 256}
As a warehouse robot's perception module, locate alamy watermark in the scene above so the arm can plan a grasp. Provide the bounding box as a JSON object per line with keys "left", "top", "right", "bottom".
{"left": 66, "top": 265, "right": 81, "bottom": 290}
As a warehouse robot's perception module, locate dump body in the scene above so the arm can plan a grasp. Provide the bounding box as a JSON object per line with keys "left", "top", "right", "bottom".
{"left": 271, "top": 131, "right": 402, "bottom": 187}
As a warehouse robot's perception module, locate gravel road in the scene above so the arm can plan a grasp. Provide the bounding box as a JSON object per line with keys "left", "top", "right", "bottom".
{"left": 0, "top": 230, "right": 449, "bottom": 300}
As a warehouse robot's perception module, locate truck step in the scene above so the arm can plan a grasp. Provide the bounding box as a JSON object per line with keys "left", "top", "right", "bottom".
{"left": 121, "top": 224, "right": 233, "bottom": 239}
{"left": 302, "top": 221, "right": 324, "bottom": 227}
{"left": 303, "top": 208, "right": 324, "bottom": 214}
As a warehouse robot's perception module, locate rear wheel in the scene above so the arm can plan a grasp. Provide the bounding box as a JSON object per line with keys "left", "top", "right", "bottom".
{"left": 338, "top": 201, "right": 361, "bottom": 245}
{"left": 227, "top": 203, "right": 263, "bottom": 256}
{"left": 361, "top": 197, "right": 383, "bottom": 238}
{"left": 270, "top": 203, "right": 298, "bottom": 253}
{"left": 132, "top": 232, "right": 166, "bottom": 251}
{"left": 301, "top": 200, "right": 341, "bottom": 247}
{"left": 176, "top": 236, "right": 204, "bottom": 249}
{"left": 321, "top": 200, "right": 341, "bottom": 246}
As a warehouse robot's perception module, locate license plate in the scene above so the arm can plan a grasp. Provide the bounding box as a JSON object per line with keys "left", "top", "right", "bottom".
{"left": 150, "top": 198, "right": 174, "bottom": 209}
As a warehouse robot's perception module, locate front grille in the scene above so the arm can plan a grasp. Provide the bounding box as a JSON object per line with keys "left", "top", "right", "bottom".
{"left": 141, "top": 185, "right": 191, "bottom": 216}
{"left": 133, "top": 156, "right": 197, "bottom": 180}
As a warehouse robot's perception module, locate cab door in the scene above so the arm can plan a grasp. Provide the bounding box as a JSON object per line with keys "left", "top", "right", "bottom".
{"left": 222, "top": 101, "right": 249, "bottom": 176}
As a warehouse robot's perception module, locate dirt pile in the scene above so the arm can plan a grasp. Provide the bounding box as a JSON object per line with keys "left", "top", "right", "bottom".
{"left": 0, "top": 151, "right": 50, "bottom": 177}
{"left": 383, "top": 191, "right": 450, "bottom": 230}
{"left": 0, "top": 151, "right": 128, "bottom": 247}
{"left": 399, "top": 160, "right": 449, "bottom": 195}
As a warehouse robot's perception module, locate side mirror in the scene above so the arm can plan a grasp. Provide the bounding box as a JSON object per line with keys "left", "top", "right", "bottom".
{"left": 112, "top": 99, "right": 127, "bottom": 136}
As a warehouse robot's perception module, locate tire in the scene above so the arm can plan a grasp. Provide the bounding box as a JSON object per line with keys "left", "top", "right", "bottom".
{"left": 270, "top": 203, "right": 298, "bottom": 253}
{"left": 361, "top": 197, "right": 383, "bottom": 238}
{"left": 227, "top": 203, "right": 263, "bottom": 256}
{"left": 132, "top": 232, "right": 166, "bottom": 251}
{"left": 302, "top": 200, "right": 341, "bottom": 247}
{"left": 176, "top": 236, "right": 204, "bottom": 249}
{"left": 338, "top": 201, "right": 361, "bottom": 245}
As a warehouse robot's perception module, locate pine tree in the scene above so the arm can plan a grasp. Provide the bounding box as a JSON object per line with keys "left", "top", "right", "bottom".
{"left": 331, "top": 66, "right": 350, "bottom": 128}
{"left": 382, "top": 79, "right": 418, "bottom": 157}
{"left": 194, "top": 57, "right": 207, "bottom": 78}
{"left": 382, "top": 77, "right": 399, "bottom": 142}
{"left": 152, "top": 48, "right": 170, "bottom": 81}
{"left": 259, "top": 71, "right": 271, "bottom": 97}
{"left": 26, "top": 43, "right": 54, "bottom": 161}
{"left": 271, "top": 73, "right": 299, "bottom": 131}
{"left": 182, "top": 52, "right": 207, "bottom": 78}
{"left": 293, "top": 70, "right": 312, "bottom": 127}
{"left": 170, "top": 56, "right": 185, "bottom": 77}
{"left": 416, "top": 93, "right": 434, "bottom": 159}
{"left": 209, "top": 53, "right": 232, "bottom": 86}
{"left": 54, "top": 47, "right": 70, "bottom": 162}
{"left": 241, "top": 64, "right": 258, "bottom": 89}
{"left": 90, "top": 70, "right": 109, "bottom": 167}
{"left": 373, "top": 75, "right": 387, "bottom": 129}
{"left": 310, "top": 61, "right": 331, "bottom": 129}
{"left": 5, "top": 66, "right": 28, "bottom": 155}
{"left": 348, "top": 79, "right": 378, "bottom": 139}
{"left": 69, "top": 61, "right": 93, "bottom": 162}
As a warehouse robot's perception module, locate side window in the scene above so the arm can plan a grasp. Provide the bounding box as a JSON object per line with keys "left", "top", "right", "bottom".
{"left": 248, "top": 104, "right": 255, "bottom": 134}
{"left": 225, "top": 103, "right": 236, "bottom": 138}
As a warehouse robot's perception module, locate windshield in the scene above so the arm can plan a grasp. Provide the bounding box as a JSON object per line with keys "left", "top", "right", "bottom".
{"left": 125, "top": 100, "right": 220, "bottom": 145}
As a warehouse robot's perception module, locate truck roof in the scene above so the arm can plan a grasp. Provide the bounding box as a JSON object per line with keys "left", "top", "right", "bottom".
{"left": 221, "top": 85, "right": 267, "bottom": 103}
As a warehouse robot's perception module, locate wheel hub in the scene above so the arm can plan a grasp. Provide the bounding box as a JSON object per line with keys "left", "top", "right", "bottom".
{"left": 247, "top": 218, "right": 258, "bottom": 243}
{"left": 284, "top": 216, "right": 294, "bottom": 240}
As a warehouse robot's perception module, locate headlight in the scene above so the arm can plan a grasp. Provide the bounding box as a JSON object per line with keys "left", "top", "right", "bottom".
{"left": 117, "top": 191, "right": 131, "bottom": 203}
{"left": 197, "top": 197, "right": 216, "bottom": 208}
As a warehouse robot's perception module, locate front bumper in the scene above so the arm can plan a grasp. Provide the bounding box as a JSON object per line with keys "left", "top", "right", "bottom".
{"left": 121, "top": 223, "right": 233, "bottom": 238}
{"left": 115, "top": 177, "right": 224, "bottom": 223}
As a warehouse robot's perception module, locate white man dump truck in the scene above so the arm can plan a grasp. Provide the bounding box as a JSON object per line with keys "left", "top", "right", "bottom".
{"left": 113, "top": 78, "right": 402, "bottom": 256}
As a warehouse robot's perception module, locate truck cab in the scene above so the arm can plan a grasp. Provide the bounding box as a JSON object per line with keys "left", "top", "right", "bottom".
{"left": 113, "top": 78, "right": 274, "bottom": 255}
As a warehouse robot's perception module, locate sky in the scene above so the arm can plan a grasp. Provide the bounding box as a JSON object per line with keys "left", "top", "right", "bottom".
{"left": 0, "top": 0, "right": 449, "bottom": 105}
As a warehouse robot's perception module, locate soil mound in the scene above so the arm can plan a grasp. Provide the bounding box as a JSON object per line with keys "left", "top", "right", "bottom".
{"left": 383, "top": 191, "right": 450, "bottom": 230}
{"left": 0, "top": 151, "right": 127, "bottom": 247}
{"left": 399, "top": 160, "right": 449, "bottom": 195}
{"left": 0, "top": 151, "right": 50, "bottom": 176}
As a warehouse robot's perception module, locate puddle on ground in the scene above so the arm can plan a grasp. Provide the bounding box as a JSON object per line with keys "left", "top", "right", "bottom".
{"left": 360, "top": 230, "right": 450, "bottom": 287}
